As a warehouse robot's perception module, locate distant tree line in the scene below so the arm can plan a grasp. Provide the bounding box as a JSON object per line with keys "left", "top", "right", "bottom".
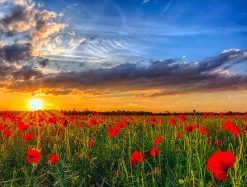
{"left": 60, "top": 110, "right": 247, "bottom": 116}
{"left": 0, "top": 110, "right": 246, "bottom": 116}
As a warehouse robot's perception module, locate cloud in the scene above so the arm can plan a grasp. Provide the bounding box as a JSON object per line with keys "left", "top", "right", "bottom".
{"left": 0, "top": 61, "right": 43, "bottom": 80}
{"left": 0, "top": 0, "right": 67, "bottom": 60}
{"left": 11, "top": 65, "right": 43, "bottom": 80}
{"left": 30, "top": 10, "right": 67, "bottom": 57}
{"left": 0, "top": 0, "right": 144, "bottom": 74}
{"left": 0, "top": 2, "right": 36, "bottom": 34}
{"left": 1, "top": 0, "right": 247, "bottom": 97}
{"left": 0, "top": 41, "right": 5, "bottom": 48}
{"left": 0, "top": 43, "right": 31, "bottom": 63}
{"left": 39, "top": 59, "right": 49, "bottom": 67}
{"left": 2, "top": 49, "right": 246, "bottom": 96}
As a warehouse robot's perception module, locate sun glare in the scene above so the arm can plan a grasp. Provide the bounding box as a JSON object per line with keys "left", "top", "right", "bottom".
{"left": 29, "top": 98, "right": 43, "bottom": 111}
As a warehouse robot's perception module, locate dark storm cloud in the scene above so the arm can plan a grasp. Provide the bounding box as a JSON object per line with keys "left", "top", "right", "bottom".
{"left": 0, "top": 43, "right": 31, "bottom": 63}
{"left": 7, "top": 49, "right": 247, "bottom": 95}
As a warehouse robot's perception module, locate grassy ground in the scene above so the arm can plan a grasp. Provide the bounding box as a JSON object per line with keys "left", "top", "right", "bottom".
{"left": 0, "top": 112, "right": 246, "bottom": 186}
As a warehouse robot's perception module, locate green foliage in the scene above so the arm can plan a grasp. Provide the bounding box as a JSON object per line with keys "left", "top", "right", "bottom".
{"left": 0, "top": 114, "right": 246, "bottom": 186}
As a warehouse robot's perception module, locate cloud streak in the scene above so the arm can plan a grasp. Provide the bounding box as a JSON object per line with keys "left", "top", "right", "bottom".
{"left": 2, "top": 49, "right": 246, "bottom": 96}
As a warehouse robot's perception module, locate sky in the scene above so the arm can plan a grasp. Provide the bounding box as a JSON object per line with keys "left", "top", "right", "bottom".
{"left": 0, "top": 0, "right": 247, "bottom": 112}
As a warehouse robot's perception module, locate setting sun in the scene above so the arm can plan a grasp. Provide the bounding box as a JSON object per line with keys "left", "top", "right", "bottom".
{"left": 29, "top": 98, "right": 43, "bottom": 111}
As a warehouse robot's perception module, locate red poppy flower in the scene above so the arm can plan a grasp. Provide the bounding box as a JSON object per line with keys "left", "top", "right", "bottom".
{"left": 89, "top": 117, "right": 98, "bottom": 127}
{"left": 178, "top": 114, "right": 186, "bottom": 122}
{"left": 176, "top": 132, "right": 183, "bottom": 139}
{"left": 150, "top": 116, "right": 156, "bottom": 122}
{"left": 48, "top": 154, "right": 59, "bottom": 165}
{"left": 170, "top": 118, "right": 176, "bottom": 127}
{"left": 117, "top": 121, "right": 126, "bottom": 129}
{"left": 185, "top": 124, "right": 198, "bottom": 133}
{"left": 88, "top": 139, "right": 96, "bottom": 148}
{"left": 199, "top": 127, "right": 211, "bottom": 135}
{"left": 69, "top": 116, "right": 76, "bottom": 121}
{"left": 154, "top": 136, "right": 163, "bottom": 145}
{"left": 48, "top": 117, "right": 57, "bottom": 125}
{"left": 23, "top": 134, "right": 35, "bottom": 141}
{"left": 18, "top": 123, "right": 29, "bottom": 131}
{"left": 149, "top": 147, "right": 161, "bottom": 158}
{"left": 3, "top": 130, "right": 12, "bottom": 137}
{"left": 27, "top": 149, "right": 41, "bottom": 163}
{"left": 108, "top": 127, "right": 120, "bottom": 138}
{"left": 207, "top": 151, "right": 236, "bottom": 181}
{"left": 222, "top": 121, "right": 240, "bottom": 135}
{"left": 130, "top": 151, "right": 145, "bottom": 166}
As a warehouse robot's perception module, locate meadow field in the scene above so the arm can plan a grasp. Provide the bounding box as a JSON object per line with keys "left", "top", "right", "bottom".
{"left": 0, "top": 112, "right": 246, "bottom": 186}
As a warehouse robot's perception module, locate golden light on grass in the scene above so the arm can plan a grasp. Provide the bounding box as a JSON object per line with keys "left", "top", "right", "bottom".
{"left": 29, "top": 98, "right": 44, "bottom": 111}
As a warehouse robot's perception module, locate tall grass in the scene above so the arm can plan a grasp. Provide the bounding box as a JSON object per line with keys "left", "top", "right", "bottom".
{"left": 0, "top": 113, "right": 246, "bottom": 186}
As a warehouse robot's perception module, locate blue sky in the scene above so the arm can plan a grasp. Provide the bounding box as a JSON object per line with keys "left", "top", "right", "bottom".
{"left": 38, "top": 0, "right": 247, "bottom": 62}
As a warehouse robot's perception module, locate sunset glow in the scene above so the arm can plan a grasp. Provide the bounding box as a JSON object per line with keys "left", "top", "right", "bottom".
{"left": 29, "top": 98, "right": 43, "bottom": 111}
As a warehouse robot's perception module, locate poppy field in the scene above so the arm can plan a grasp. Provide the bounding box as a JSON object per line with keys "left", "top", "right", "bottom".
{"left": 0, "top": 112, "right": 246, "bottom": 186}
